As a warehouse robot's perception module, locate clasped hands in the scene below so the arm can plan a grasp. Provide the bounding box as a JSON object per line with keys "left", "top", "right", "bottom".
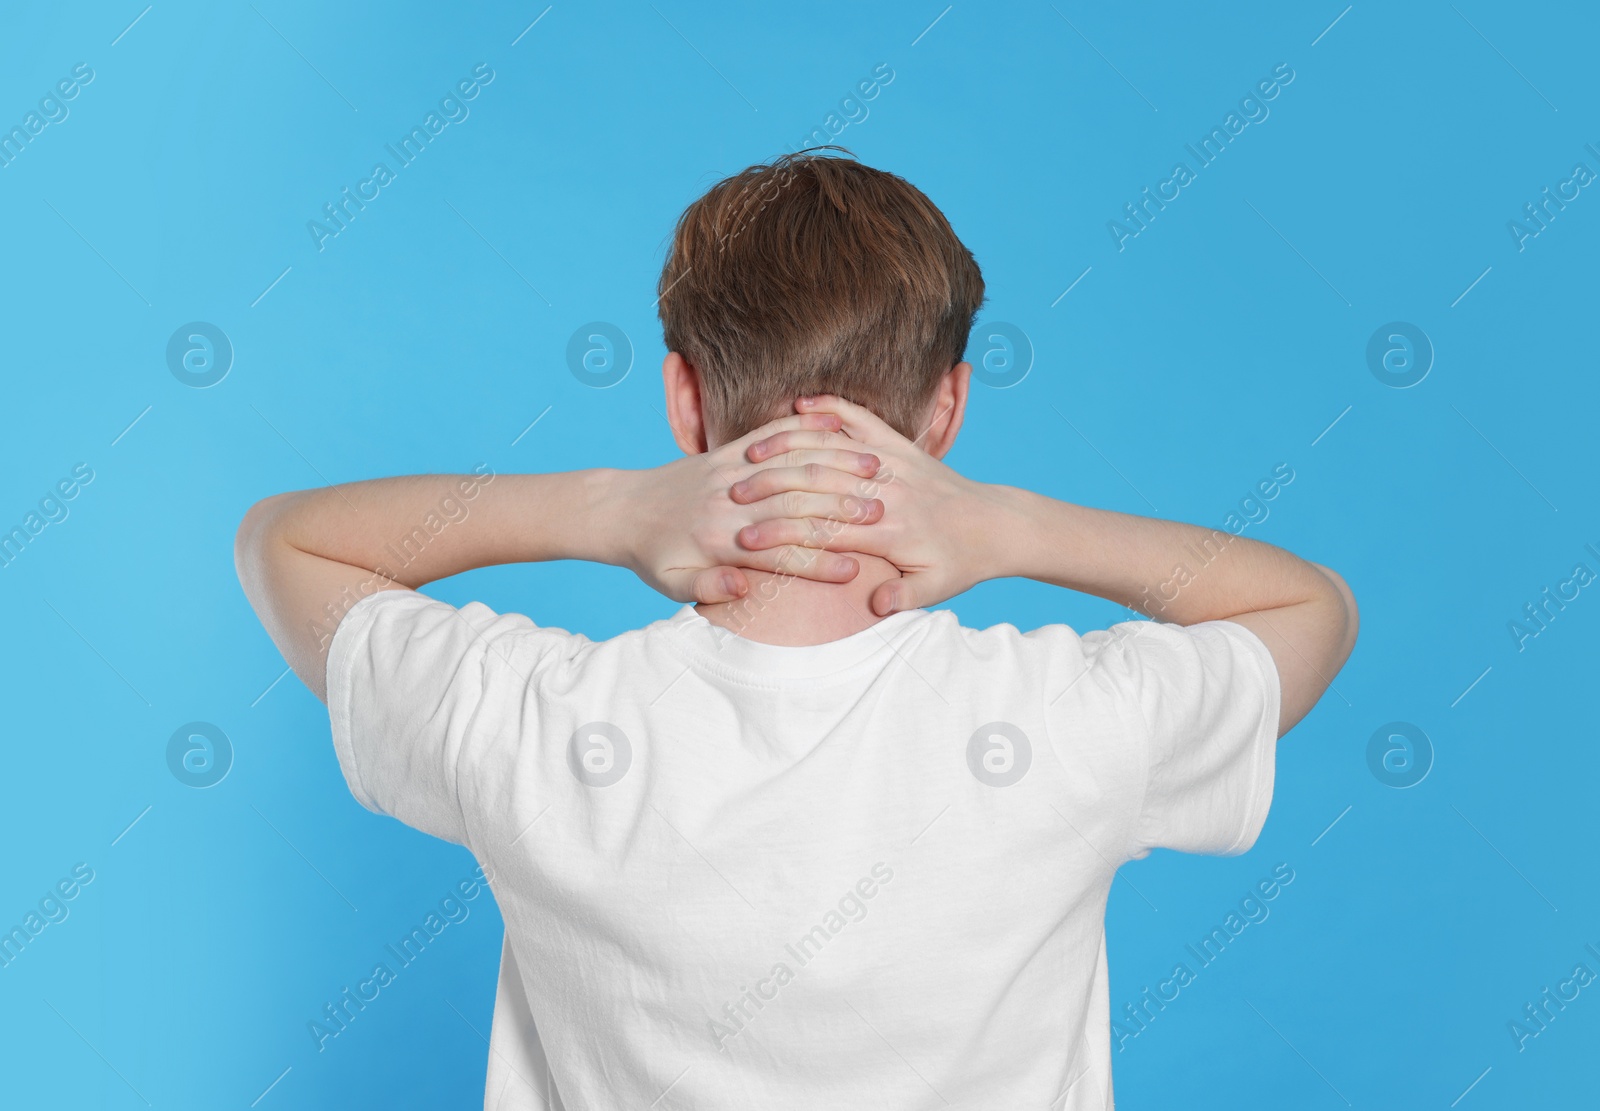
{"left": 624, "top": 395, "right": 998, "bottom": 617}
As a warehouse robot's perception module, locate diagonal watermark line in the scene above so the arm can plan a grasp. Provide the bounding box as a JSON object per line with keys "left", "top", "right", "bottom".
{"left": 1449, "top": 405, "right": 1558, "bottom": 511}
{"left": 1450, "top": 6, "right": 1557, "bottom": 111}
{"left": 1450, "top": 666, "right": 1491, "bottom": 708}
{"left": 111, "top": 805, "right": 153, "bottom": 846}
{"left": 1309, "top": 804, "right": 1351, "bottom": 846}
{"left": 1245, "top": 607, "right": 1351, "bottom": 707}
{"left": 843, "top": 999, "right": 950, "bottom": 1105}
{"left": 1050, "top": 6, "right": 1157, "bottom": 111}
{"left": 1310, "top": 404, "right": 1351, "bottom": 446}
{"left": 44, "top": 1000, "right": 151, "bottom": 1105}
{"left": 250, "top": 1066, "right": 292, "bottom": 1107}
{"left": 511, "top": 4, "right": 552, "bottom": 45}
{"left": 250, "top": 665, "right": 294, "bottom": 708}
{"left": 1310, "top": 5, "right": 1351, "bottom": 47}
{"left": 1049, "top": 622, "right": 1156, "bottom": 706}
{"left": 1050, "top": 804, "right": 1158, "bottom": 911}
{"left": 910, "top": 804, "right": 951, "bottom": 846}
{"left": 507, "top": 805, "right": 553, "bottom": 851}
{"left": 651, "top": 804, "right": 760, "bottom": 913}
{"left": 1243, "top": 199, "right": 1351, "bottom": 306}
{"left": 44, "top": 200, "right": 151, "bottom": 306}
{"left": 1450, "top": 803, "right": 1559, "bottom": 911}
{"left": 848, "top": 599, "right": 949, "bottom": 705}
{"left": 1243, "top": 999, "right": 1351, "bottom": 1105}
{"left": 445, "top": 199, "right": 552, "bottom": 305}
{"left": 510, "top": 404, "right": 554, "bottom": 446}
{"left": 1051, "top": 265, "right": 1092, "bottom": 307}
{"left": 251, "top": 803, "right": 360, "bottom": 911}
{"left": 1450, "top": 265, "right": 1491, "bottom": 308}
{"left": 651, "top": 5, "right": 758, "bottom": 112}
{"left": 1049, "top": 403, "right": 1158, "bottom": 512}
{"left": 249, "top": 402, "right": 360, "bottom": 511}
{"left": 651, "top": 1064, "right": 695, "bottom": 1108}
{"left": 111, "top": 404, "right": 153, "bottom": 446}
{"left": 44, "top": 600, "right": 152, "bottom": 706}
{"left": 250, "top": 4, "right": 358, "bottom": 111}
{"left": 251, "top": 265, "right": 292, "bottom": 308}
{"left": 1450, "top": 1065, "right": 1492, "bottom": 1107}
{"left": 111, "top": 5, "right": 152, "bottom": 46}
{"left": 911, "top": 5, "right": 951, "bottom": 46}
{"left": 446, "top": 999, "right": 541, "bottom": 1098}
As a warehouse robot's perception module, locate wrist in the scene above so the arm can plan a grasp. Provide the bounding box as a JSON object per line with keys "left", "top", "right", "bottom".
{"left": 960, "top": 481, "right": 1034, "bottom": 584}
{"left": 578, "top": 467, "right": 640, "bottom": 571}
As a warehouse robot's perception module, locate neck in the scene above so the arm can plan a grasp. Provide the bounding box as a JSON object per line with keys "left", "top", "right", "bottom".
{"left": 693, "top": 552, "right": 905, "bottom": 645}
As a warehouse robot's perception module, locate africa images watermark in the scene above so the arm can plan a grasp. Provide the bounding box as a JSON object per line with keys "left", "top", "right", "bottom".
{"left": 1124, "top": 462, "right": 1295, "bottom": 618}
{"left": 1506, "top": 142, "right": 1600, "bottom": 252}
{"left": 1108, "top": 63, "right": 1296, "bottom": 251}
{"left": 308, "top": 464, "right": 495, "bottom": 652}
{"left": 0, "top": 63, "right": 94, "bottom": 170}
{"left": 707, "top": 862, "right": 895, "bottom": 1051}
{"left": 307, "top": 63, "right": 496, "bottom": 252}
{"left": 309, "top": 863, "right": 495, "bottom": 1050}
{"left": 1113, "top": 862, "right": 1295, "bottom": 1050}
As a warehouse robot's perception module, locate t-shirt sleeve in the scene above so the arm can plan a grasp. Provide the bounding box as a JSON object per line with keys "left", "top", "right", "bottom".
{"left": 324, "top": 588, "right": 572, "bottom": 846}
{"left": 1083, "top": 617, "right": 1281, "bottom": 862}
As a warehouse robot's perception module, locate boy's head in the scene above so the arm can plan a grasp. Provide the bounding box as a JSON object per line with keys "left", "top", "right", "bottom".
{"left": 657, "top": 148, "right": 986, "bottom": 450}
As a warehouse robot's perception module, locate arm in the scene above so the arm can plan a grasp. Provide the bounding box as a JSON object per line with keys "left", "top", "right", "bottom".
{"left": 235, "top": 412, "right": 885, "bottom": 703}
{"left": 732, "top": 395, "right": 1357, "bottom": 737}
{"left": 985, "top": 490, "right": 1357, "bottom": 736}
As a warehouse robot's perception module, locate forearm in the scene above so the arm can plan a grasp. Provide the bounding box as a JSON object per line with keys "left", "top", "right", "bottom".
{"left": 247, "top": 468, "right": 629, "bottom": 588}
{"left": 984, "top": 484, "right": 1356, "bottom": 735}
{"left": 987, "top": 485, "right": 1328, "bottom": 623}
{"left": 234, "top": 468, "right": 630, "bottom": 701}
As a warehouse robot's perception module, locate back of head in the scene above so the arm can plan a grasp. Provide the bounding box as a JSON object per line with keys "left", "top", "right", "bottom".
{"left": 657, "top": 148, "right": 986, "bottom": 444}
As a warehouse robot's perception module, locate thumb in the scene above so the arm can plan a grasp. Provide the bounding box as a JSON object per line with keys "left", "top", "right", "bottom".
{"left": 684, "top": 565, "right": 749, "bottom": 605}
{"left": 871, "top": 575, "right": 920, "bottom": 616}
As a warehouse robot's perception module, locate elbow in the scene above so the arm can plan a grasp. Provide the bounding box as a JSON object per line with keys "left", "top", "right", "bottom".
{"left": 234, "top": 494, "right": 293, "bottom": 586}
{"left": 1311, "top": 562, "right": 1358, "bottom": 661}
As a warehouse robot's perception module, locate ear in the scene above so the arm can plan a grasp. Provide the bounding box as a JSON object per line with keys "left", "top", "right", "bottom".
{"left": 919, "top": 361, "right": 971, "bottom": 460}
{"left": 662, "top": 352, "right": 709, "bottom": 455}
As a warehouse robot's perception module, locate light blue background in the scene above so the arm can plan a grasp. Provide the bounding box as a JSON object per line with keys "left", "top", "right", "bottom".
{"left": 2, "top": 1, "right": 1595, "bottom": 1106}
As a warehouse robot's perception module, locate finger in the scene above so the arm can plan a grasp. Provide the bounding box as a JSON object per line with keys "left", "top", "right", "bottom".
{"left": 737, "top": 545, "right": 861, "bottom": 583}
{"left": 871, "top": 570, "right": 953, "bottom": 614}
{"left": 746, "top": 430, "right": 875, "bottom": 463}
{"left": 793, "top": 393, "right": 907, "bottom": 445}
{"left": 678, "top": 565, "right": 749, "bottom": 605}
{"left": 737, "top": 517, "right": 887, "bottom": 556}
{"left": 730, "top": 459, "right": 883, "bottom": 503}
{"left": 736, "top": 491, "right": 884, "bottom": 528}
{"left": 871, "top": 575, "right": 915, "bottom": 615}
{"left": 726, "top": 411, "right": 844, "bottom": 457}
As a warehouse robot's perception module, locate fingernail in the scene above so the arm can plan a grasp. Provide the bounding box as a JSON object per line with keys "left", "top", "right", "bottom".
{"left": 720, "top": 572, "right": 740, "bottom": 595}
{"left": 882, "top": 589, "right": 898, "bottom": 613}
{"left": 731, "top": 480, "right": 749, "bottom": 499}
{"left": 859, "top": 453, "right": 877, "bottom": 470}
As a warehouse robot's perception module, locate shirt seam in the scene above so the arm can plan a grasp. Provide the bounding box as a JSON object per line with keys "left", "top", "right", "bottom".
{"left": 665, "top": 610, "right": 938, "bottom": 690}
{"left": 1212, "top": 619, "right": 1281, "bottom": 855}
{"left": 1117, "top": 631, "right": 1158, "bottom": 864}
{"left": 327, "top": 588, "right": 405, "bottom": 813}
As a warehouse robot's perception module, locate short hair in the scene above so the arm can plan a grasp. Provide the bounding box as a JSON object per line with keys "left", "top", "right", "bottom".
{"left": 656, "top": 148, "right": 986, "bottom": 444}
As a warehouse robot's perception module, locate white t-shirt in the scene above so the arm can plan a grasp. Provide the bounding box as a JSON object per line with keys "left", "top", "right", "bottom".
{"left": 326, "top": 588, "right": 1279, "bottom": 1110}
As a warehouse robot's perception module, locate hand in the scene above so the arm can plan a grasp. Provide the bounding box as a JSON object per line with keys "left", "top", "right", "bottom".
{"left": 621, "top": 410, "right": 888, "bottom": 604}
{"left": 731, "top": 393, "right": 1009, "bottom": 615}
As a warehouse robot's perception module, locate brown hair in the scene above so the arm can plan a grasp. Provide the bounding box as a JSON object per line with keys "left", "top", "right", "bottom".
{"left": 656, "top": 147, "right": 986, "bottom": 444}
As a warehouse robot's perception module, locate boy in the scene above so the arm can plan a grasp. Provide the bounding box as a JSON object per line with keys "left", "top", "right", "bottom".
{"left": 236, "top": 150, "right": 1356, "bottom": 1109}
